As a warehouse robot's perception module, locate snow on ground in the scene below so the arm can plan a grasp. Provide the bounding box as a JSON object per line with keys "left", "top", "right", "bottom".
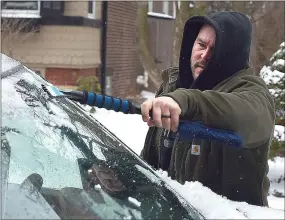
{"left": 274, "top": 125, "right": 285, "bottom": 141}
{"left": 87, "top": 107, "right": 149, "bottom": 155}
{"left": 81, "top": 90, "right": 284, "bottom": 219}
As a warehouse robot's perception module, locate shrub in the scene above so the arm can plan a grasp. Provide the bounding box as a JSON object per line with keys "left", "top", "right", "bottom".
{"left": 76, "top": 75, "right": 101, "bottom": 113}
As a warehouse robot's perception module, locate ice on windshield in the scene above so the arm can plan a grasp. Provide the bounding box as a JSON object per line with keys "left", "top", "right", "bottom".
{"left": 135, "top": 164, "right": 162, "bottom": 186}
{"left": 2, "top": 78, "right": 29, "bottom": 109}
{"left": 4, "top": 183, "right": 60, "bottom": 219}
{"left": 5, "top": 128, "right": 83, "bottom": 189}
{"left": 2, "top": 77, "right": 84, "bottom": 189}
{"left": 47, "top": 101, "right": 77, "bottom": 132}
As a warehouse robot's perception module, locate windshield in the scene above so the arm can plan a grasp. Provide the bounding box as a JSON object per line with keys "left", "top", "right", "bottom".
{"left": 1, "top": 64, "right": 203, "bottom": 219}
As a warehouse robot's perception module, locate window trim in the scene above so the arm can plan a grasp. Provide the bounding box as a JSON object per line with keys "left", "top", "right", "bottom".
{"left": 87, "top": 1, "right": 96, "bottom": 19}
{"left": 162, "top": 0, "right": 169, "bottom": 15}
{"left": 173, "top": 1, "right": 177, "bottom": 18}
{"left": 1, "top": 1, "right": 41, "bottom": 18}
{"left": 148, "top": 0, "right": 153, "bottom": 12}
{"left": 147, "top": 0, "right": 176, "bottom": 19}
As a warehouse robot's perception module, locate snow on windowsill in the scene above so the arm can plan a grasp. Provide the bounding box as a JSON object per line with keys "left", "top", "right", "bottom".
{"left": 147, "top": 12, "right": 175, "bottom": 19}
{"left": 1, "top": 12, "right": 41, "bottom": 18}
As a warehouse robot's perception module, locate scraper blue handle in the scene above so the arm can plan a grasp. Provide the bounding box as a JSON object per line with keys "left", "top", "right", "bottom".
{"left": 83, "top": 91, "right": 243, "bottom": 148}
{"left": 45, "top": 86, "right": 243, "bottom": 148}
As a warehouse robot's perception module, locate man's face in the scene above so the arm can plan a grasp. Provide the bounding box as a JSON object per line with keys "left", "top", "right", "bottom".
{"left": 191, "top": 24, "right": 216, "bottom": 80}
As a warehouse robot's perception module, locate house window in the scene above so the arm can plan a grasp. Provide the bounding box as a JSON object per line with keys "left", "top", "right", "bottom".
{"left": 88, "top": 1, "right": 96, "bottom": 19}
{"left": 162, "top": 0, "right": 169, "bottom": 15}
{"left": 42, "top": 1, "right": 61, "bottom": 10}
{"left": 1, "top": 1, "right": 41, "bottom": 18}
{"left": 148, "top": 0, "right": 176, "bottom": 19}
{"left": 40, "top": 1, "right": 64, "bottom": 17}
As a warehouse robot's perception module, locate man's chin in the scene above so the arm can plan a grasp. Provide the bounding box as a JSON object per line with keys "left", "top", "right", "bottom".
{"left": 194, "top": 70, "right": 203, "bottom": 79}
{"left": 193, "top": 73, "right": 199, "bottom": 80}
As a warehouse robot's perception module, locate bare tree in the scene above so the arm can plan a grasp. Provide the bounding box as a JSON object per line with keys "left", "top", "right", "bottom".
{"left": 1, "top": 16, "right": 40, "bottom": 57}
{"left": 136, "top": 2, "right": 162, "bottom": 90}
{"left": 251, "top": 1, "right": 284, "bottom": 74}
{"left": 205, "top": 1, "right": 284, "bottom": 74}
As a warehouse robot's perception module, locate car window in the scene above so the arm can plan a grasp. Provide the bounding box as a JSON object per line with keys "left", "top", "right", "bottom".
{"left": 1, "top": 66, "right": 203, "bottom": 219}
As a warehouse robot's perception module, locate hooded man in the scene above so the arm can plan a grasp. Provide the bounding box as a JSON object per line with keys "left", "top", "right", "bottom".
{"left": 140, "top": 11, "right": 275, "bottom": 207}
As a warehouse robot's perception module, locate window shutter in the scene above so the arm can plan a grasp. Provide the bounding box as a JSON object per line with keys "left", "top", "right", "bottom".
{"left": 40, "top": 1, "right": 64, "bottom": 17}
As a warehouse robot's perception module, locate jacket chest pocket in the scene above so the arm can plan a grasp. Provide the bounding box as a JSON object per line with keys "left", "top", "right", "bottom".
{"left": 172, "top": 139, "right": 209, "bottom": 183}
{"left": 180, "top": 140, "right": 224, "bottom": 186}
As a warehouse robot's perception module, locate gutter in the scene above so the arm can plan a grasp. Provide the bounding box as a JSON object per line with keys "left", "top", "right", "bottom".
{"left": 100, "top": 1, "right": 108, "bottom": 95}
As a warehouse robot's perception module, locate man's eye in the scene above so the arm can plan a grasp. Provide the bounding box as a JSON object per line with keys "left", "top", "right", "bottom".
{"left": 198, "top": 43, "right": 204, "bottom": 47}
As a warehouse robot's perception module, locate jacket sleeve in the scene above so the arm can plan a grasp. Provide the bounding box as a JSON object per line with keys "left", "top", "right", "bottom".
{"left": 163, "top": 83, "right": 275, "bottom": 147}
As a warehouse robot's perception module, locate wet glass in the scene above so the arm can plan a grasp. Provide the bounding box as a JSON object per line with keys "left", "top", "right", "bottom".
{"left": 1, "top": 59, "right": 203, "bottom": 219}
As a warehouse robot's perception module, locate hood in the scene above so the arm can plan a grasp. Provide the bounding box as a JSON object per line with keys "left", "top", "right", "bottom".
{"left": 178, "top": 11, "right": 252, "bottom": 90}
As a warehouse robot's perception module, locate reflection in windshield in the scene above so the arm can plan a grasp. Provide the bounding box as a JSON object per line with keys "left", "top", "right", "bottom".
{"left": 2, "top": 72, "right": 200, "bottom": 219}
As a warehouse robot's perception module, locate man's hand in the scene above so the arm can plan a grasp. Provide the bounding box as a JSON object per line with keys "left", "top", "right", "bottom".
{"left": 141, "top": 97, "right": 181, "bottom": 132}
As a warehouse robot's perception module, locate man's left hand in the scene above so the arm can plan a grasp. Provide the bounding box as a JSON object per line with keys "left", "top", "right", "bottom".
{"left": 141, "top": 97, "right": 181, "bottom": 132}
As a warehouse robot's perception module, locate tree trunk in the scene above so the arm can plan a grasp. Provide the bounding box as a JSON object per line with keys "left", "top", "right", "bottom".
{"left": 172, "top": 1, "right": 190, "bottom": 66}
{"left": 136, "top": 2, "right": 162, "bottom": 90}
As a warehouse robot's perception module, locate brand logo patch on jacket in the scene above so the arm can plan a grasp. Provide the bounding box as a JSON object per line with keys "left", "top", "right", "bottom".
{"left": 167, "top": 67, "right": 179, "bottom": 84}
{"left": 191, "top": 145, "right": 200, "bottom": 155}
{"left": 169, "top": 72, "right": 178, "bottom": 84}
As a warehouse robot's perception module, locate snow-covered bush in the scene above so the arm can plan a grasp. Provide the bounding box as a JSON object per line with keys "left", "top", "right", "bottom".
{"left": 260, "top": 42, "right": 285, "bottom": 158}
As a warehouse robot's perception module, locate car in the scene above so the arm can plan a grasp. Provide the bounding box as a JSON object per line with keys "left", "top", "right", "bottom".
{"left": 1, "top": 53, "right": 205, "bottom": 220}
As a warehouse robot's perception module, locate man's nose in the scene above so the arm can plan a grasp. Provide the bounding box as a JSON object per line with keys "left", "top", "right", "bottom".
{"left": 201, "top": 48, "right": 211, "bottom": 61}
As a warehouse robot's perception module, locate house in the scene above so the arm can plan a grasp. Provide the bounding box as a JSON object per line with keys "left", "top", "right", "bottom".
{"left": 1, "top": 1, "right": 102, "bottom": 90}
{"left": 104, "top": 1, "right": 142, "bottom": 97}
{"left": 1, "top": 1, "right": 176, "bottom": 98}
{"left": 105, "top": 1, "right": 176, "bottom": 97}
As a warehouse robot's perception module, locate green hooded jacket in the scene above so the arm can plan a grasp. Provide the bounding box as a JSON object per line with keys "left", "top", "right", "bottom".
{"left": 140, "top": 12, "right": 276, "bottom": 207}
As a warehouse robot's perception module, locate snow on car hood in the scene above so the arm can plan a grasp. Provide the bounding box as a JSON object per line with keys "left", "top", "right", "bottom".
{"left": 157, "top": 170, "right": 284, "bottom": 219}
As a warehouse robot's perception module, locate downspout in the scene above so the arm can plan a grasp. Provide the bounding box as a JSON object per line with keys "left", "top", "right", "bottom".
{"left": 100, "top": 1, "right": 108, "bottom": 95}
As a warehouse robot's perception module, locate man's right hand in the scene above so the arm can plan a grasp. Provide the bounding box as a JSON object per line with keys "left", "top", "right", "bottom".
{"left": 141, "top": 97, "right": 181, "bottom": 132}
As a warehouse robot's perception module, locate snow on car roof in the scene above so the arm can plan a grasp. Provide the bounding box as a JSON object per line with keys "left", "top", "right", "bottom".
{"left": 1, "top": 53, "right": 21, "bottom": 74}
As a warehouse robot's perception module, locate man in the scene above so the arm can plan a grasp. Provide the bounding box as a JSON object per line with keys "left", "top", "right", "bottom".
{"left": 140, "top": 11, "right": 275, "bottom": 207}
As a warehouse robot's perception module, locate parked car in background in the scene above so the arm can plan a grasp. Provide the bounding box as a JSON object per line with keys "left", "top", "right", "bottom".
{"left": 1, "top": 53, "right": 205, "bottom": 219}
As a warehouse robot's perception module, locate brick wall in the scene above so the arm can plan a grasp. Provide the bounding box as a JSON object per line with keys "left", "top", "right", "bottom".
{"left": 106, "top": 1, "right": 143, "bottom": 98}
{"left": 45, "top": 67, "right": 97, "bottom": 87}
{"left": 8, "top": 25, "right": 101, "bottom": 67}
